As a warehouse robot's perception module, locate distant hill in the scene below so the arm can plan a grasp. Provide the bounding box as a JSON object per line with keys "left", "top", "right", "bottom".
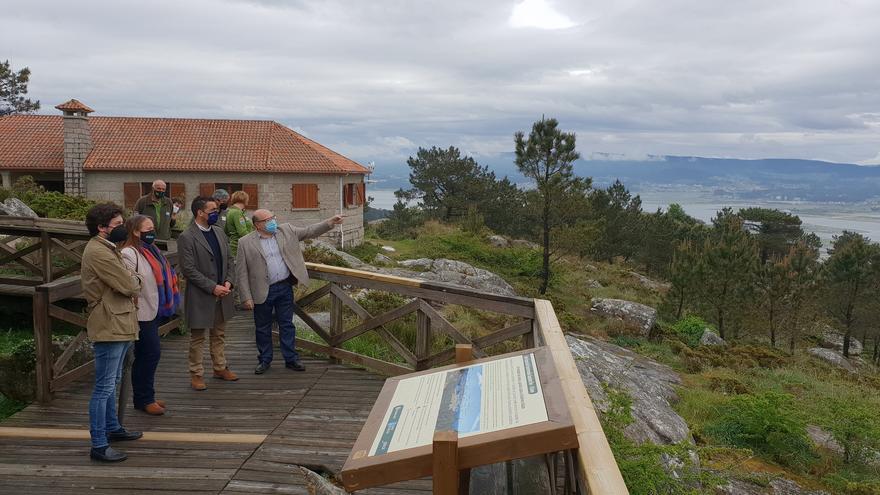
{"left": 372, "top": 153, "right": 880, "bottom": 203}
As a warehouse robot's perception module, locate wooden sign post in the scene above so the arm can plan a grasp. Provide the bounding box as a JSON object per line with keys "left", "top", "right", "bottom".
{"left": 340, "top": 346, "right": 578, "bottom": 493}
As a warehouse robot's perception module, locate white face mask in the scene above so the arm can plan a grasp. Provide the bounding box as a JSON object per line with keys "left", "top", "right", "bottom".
{"left": 173, "top": 205, "right": 180, "bottom": 214}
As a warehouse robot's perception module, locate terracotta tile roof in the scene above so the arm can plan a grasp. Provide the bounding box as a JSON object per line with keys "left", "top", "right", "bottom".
{"left": 0, "top": 115, "right": 368, "bottom": 174}
{"left": 54, "top": 99, "right": 94, "bottom": 113}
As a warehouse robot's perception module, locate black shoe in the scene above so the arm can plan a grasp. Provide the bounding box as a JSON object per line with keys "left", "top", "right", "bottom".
{"left": 108, "top": 429, "right": 143, "bottom": 442}
{"left": 254, "top": 362, "right": 270, "bottom": 374}
{"left": 285, "top": 360, "right": 306, "bottom": 372}
{"left": 90, "top": 446, "right": 128, "bottom": 462}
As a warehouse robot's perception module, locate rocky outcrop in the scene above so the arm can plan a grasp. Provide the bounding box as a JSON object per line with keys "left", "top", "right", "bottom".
{"left": 0, "top": 198, "right": 38, "bottom": 218}
{"left": 629, "top": 271, "right": 671, "bottom": 291}
{"left": 715, "top": 477, "right": 829, "bottom": 495}
{"left": 374, "top": 253, "right": 393, "bottom": 264}
{"left": 567, "top": 335, "right": 691, "bottom": 445}
{"left": 395, "top": 258, "right": 517, "bottom": 296}
{"left": 585, "top": 279, "right": 603, "bottom": 289}
{"left": 700, "top": 330, "right": 726, "bottom": 346}
{"left": 308, "top": 240, "right": 368, "bottom": 268}
{"left": 487, "top": 235, "right": 509, "bottom": 248}
{"left": 380, "top": 245, "right": 396, "bottom": 252}
{"left": 590, "top": 298, "right": 657, "bottom": 337}
{"left": 295, "top": 312, "right": 331, "bottom": 331}
{"left": 297, "top": 466, "right": 347, "bottom": 495}
{"left": 818, "top": 327, "right": 862, "bottom": 356}
{"left": 807, "top": 425, "right": 843, "bottom": 455}
{"left": 808, "top": 347, "right": 857, "bottom": 373}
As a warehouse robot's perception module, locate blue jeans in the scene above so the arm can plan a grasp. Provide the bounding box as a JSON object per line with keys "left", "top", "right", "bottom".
{"left": 89, "top": 341, "right": 131, "bottom": 448}
{"left": 132, "top": 317, "right": 161, "bottom": 408}
{"left": 254, "top": 282, "right": 299, "bottom": 365}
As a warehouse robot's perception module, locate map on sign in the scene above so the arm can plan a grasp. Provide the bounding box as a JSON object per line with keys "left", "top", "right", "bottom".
{"left": 369, "top": 353, "right": 547, "bottom": 456}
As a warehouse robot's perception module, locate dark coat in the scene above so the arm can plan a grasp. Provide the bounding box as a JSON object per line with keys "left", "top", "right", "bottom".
{"left": 134, "top": 194, "right": 175, "bottom": 240}
{"left": 177, "top": 222, "right": 235, "bottom": 329}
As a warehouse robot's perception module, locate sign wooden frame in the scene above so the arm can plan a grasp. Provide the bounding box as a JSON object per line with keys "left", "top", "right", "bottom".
{"left": 340, "top": 346, "right": 577, "bottom": 491}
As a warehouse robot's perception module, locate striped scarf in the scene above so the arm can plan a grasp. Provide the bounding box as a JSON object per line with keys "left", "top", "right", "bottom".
{"left": 139, "top": 243, "right": 180, "bottom": 318}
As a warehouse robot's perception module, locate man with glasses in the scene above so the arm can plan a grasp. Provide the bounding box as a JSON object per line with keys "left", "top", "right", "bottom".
{"left": 178, "top": 196, "right": 238, "bottom": 390}
{"left": 236, "top": 209, "right": 343, "bottom": 374}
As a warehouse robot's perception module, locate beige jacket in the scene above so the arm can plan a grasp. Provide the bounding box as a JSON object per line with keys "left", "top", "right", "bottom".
{"left": 121, "top": 246, "right": 159, "bottom": 322}
{"left": 235, "top": 220, "right": 334, "bottom": 305}
{"left": 81, "top": 237, "right": 142, "bottom": 342}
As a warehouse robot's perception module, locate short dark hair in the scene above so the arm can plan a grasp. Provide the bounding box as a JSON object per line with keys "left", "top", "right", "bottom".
{"left": 85, "top": 203, "right": 124, "bottom": 237}
{"left": 190, "top": 196, "right": 217, "bottom": 216}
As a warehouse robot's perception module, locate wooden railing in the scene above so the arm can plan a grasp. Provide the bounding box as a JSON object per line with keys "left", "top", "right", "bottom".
{"left": 31, "top": 251, "right": 182, "bottom": 403}
{"left": 298, "top": 263, "right": 629, "bottom": 494}
{"left": 0, "top": 217, "right": 92, "bottom": 287}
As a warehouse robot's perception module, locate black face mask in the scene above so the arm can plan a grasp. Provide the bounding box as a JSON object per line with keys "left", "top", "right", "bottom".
{"left": 154, "top": 190, "right": 165, "bottom": 199}
{"left": 142, "top": 230, "right": 157, "bottom": 245}
{"left": 219, "top": 203, "right": 228, "bottom": 211}
{"left": 107, "top": 225, "right": 128, "bottom": 243}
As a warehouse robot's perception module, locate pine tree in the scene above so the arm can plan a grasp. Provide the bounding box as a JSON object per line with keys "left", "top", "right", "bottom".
{"left": 781, "top": 241, "right": 820, "bottom": 353}
{"left": 0, "top": 60, "right": 40, "bottom": 116}
{"left": 823, "top": 232, "right": 878, "bottom": 357}
{"left": 667, "top": 239, "right": 703, "bottom": 320}
{"left": 514, "top": 117, "right": 580, "bottom": 294}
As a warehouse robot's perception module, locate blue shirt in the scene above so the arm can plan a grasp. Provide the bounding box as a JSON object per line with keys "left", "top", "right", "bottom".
{"left": 260, "top": 235, "right": 291, "bottom": 285}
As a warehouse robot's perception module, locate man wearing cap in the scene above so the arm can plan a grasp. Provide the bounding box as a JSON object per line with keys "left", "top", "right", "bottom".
{"left": 135, "top": 180, "right": 175, "bottom": 240}
{"left": 235, "top": 210, "right": 343, "bottom": 374}
{"left": 211, "top": 189, "right": 230, "bottom": 231}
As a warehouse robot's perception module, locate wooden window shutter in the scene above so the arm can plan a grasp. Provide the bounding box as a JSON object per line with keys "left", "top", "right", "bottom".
{"left": 291, "top": 184, "right": 319, "bottom": 209}
{"left": 243, "top": 184, "right": 259, "bottom": 210}
{"left": 357, "top": 182, "right": 365, "bottom": 206}
{"left": 343, "top": 184, "right": 352, "bottom": 208}
{"left": 123, "top": 183, "right": 140, "bottom": 210}
{"left": 199, "top": 183, "right": 215, "bottom": 198}
{"left": 169, "top": 183, "right": 186, "bottom": 202}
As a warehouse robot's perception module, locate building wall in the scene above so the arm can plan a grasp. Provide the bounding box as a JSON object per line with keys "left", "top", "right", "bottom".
{"left": 84, "top": 171, "right": 365, "bottom": 247}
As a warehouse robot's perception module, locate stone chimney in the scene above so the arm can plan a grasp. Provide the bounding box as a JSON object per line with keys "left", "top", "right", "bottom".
{"left": 55, "top": 99, "right": 94, "bottom": 196}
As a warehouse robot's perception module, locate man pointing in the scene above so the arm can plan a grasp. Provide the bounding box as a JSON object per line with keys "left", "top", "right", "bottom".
{"left": 236, "top": 210, "right": 343, "bottom": 374}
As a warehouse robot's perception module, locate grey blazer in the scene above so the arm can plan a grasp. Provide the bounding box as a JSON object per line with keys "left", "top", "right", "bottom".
{"left": 235, "top": 220, "right": 334, "bottom": 305}
{"left": 177, "top": 223, "right": 235, "bottom": 329}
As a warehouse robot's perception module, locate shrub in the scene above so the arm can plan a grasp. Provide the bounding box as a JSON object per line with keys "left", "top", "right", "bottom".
{"left": 671, "top": 315, "right": 710, "bottom": 347}
{"left": 705, "top": 391, "right": 816, "bottom": 469}
{"left": 345, "top": 241, "right": 383, "bottom": 264}
{"left": 3, "top": 176, "right": 97, "bottom": 220}
{"left": 821, "top": 396, "right": 880, "bottom": 465}
{"left": 302, "top": 245, "right": 350, "bottom": 267}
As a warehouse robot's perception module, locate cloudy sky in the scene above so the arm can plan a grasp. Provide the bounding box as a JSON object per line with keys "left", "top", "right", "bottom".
{"left": 5, "top": 0, "right": 880, "bottom": 171}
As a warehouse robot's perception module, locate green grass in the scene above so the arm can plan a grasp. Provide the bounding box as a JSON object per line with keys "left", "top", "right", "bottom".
{"left": 0, "top": 328, "right": 35, "bottom": 356}
{"left": 0, "top": 393, "right": 26, "bottom": 420}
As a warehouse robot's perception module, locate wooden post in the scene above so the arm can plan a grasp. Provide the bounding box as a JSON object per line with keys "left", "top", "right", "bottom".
{"left": 32, "top": 288, "right": 53, "bottom": 403}
{"left": 455, "top": 344, "right": 473, "bottom": 364}
{"left": 329, "top": 288, "right": 343, "bottom": 364}
{"left": 433, "top": 431, "right": 461, "bottom": 495}
{"left": 415, "top": 307, "right": 431, "bottom": 370}
{"left": 40, "top": 230, "right": 52, "bottom": 283}
{"left": 523, "top": 319, "right": 536, "bottom": 349}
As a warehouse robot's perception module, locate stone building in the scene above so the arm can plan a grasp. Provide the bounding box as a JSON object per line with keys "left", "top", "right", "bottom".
{"left": 0, "top": 99, "right": 368, "bottom": 246}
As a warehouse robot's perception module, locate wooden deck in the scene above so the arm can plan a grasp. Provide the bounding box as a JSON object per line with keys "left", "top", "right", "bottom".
{"left": 0, "top": 314, "right": 430, "bottom": 494}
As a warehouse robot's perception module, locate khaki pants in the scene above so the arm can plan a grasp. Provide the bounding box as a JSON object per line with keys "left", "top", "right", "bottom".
{"left": 188, "top": 302, "right": 228, "bottom": 376}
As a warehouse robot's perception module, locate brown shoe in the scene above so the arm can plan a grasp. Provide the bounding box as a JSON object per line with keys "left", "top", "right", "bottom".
{"left": 155, "top": 399, "right": 166, "bottom": 408}
{"left": 191, "top": 374, "right": 207, "bottom": 391}
{"left": 138, "top": 402, "right": 165, "bottom": 415}
{"left": 213, "top": 368, "right": 239, "bottom": 381}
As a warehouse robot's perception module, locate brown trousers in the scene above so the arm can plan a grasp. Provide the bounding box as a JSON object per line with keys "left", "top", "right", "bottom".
{"left": 188, "top": 302, "right": 228, "bottom": 376}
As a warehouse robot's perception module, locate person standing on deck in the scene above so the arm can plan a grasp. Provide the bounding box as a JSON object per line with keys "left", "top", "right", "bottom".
{"left": 235, "top": 209, "right": 343, "bottom": 374}
{"left": 120, "top": 215, "right": 180, "bottom": 416}
{"left": 81, "top": 203, "right": 144, "bottom": 462}
{"left": 134, "top": 180, "right": 175, "bottom": 241}
{"left": 224, "top": 190, "right": 254, "bottom": 259}
{"left": 211, "top": 188, "right": 230, "bottom": 231}
{"left": 178, "top": 196, "right": 238, "bottom": 391}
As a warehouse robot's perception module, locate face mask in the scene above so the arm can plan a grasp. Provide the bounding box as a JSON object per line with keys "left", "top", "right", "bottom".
{"left": 172, "top": 205, "right": 180, "bottom": 214}
{"left": 206, "top": 211, "right": 220, "bottom": 225}
{"left": 265, "top": 219, "right": 278, "bottom": 234}
{"left": 107, "top": 225, "right": 128, "bottom": 243}
{"left": 219, "top": 203, "right": 228, "bottom": 211}
{"left": 154, "top": 190, "right": 165, "bottom": 199}
{"left": 142, "top": 230, "right": 157, "bottom": 245}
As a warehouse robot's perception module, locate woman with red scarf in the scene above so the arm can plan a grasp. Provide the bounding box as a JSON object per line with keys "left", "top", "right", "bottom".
{"left": 120, "top": 215, "right": 180, "bottom": 415}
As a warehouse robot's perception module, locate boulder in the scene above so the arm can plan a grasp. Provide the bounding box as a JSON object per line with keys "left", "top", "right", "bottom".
{"left": 308, "top": 240, "right": 367, "bottom": 268}
{"left": 295, "top": 311, "right": 331, "bottom": 331}
{"left": 590, "top": 298, "right": 657, "bottom": 337}
{"left": 819, "top": 327, "right": 862, "bottom": 356}
{"left": 700, "top": 330, "right": 726, "bottom": 346}
{"left": 585, "top": 279, "right": 603, "bottom": 289}
{"left": 487, "top": 235, "right": 509, "bottom": 248}
{"left": 0, "top": 198, "right": 38, "bottom": 218}
{"left": 374, "top": 253, "right": 393, "bottom": 264}
{"left": 297, "top": 466, "right": 347, "bottom": 495}
{"left": 807, "top": 347, "right": 857, "bottom": 373}
{"left": 629, "top": 271, "right": 671, "bottom": 291}
{"left": 567, "top": 335, "right": 691, "bottom": 445}
{"left": 380, "top": 245, "right": 396, "bottom": 252}
{"left": 510, "top": 239, "right": 539, "bottom": 249}
{"left": 393, "top": 258, "right": 517, "bottom": 296}
{"left": 806, "top": 425, "right": 843, "bottom": 456}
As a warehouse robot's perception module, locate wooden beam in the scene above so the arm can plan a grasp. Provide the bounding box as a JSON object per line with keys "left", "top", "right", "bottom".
{"left": 330, "top": 299, "right": 421, "bottom": 346}
{"left": 0, "top": 427, "right": 266, "bottom": 444}
{"left": 50, "top": 360, "right": 93, "bottom": 392}
{"left": 295, "top": 338, "right": 412, "bottom": 376}
{"left": 48, "top": 304, "right": 87, "bottom": 328}
{"left": 330, "top": 285, "right": 417, "bottom": 366}
{"left": 0, "top": 239, "right": 45, "bottom": 275}
{"left": 418, "top": 301, "right": 486, "bottom": 358}
{"left": 294, "top": 283, "right": 332, "bottom": 308}
{"left": 472, "top": 320, "right": 533, "bottom": 349}
{"left": 32, "top": 289, "right": 53, "bottom": 403}
{"left": 534, "top": 298, "right": 628, "bottom": 495}
{"left": 50, "top": 237, "right": 84, "bottom": 262}
{"left": 292, "top": 305, "right": 333, "bottom": 343}
{"left": 41, "top": 230, "right": 52, "bottom": 283}
{"left": 455, "top": 344, "right": 473, "bottom": 364}
{"left": 158, "top": 316, "right": 182, "bottom": 336}
{"left": 433, "top": 431, "right": 461, "bottom": 495}
{"left": 52, "top": 329, "right": 89, "bottom": 375}
{"left": 415, "top": 308, "right": 431, "bottom": 366}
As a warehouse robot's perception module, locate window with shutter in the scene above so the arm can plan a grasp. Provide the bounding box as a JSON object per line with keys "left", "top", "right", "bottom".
{"left": 199, "top": 183, "right": 215, "bottom": 198}
{"left": 242, "top": 184, "right": 259, "bottom": 210}
{"left": 291, "top": 184, "right": 319, "bottom": 209}
{"left": 358, "top": 182, "right": 366, "bottom": 206}
{"left": 123, "top": 183, "right": 141, "bottom": 210}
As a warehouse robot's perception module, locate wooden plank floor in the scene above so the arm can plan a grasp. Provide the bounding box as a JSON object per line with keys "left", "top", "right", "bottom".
{"left": 0, "top": 314, "right": 430, "bottom": 494}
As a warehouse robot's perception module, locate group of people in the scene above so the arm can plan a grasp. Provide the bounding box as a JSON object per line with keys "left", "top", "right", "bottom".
{"left": 81, "top": 180, "right": 343, "bottom": 462}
